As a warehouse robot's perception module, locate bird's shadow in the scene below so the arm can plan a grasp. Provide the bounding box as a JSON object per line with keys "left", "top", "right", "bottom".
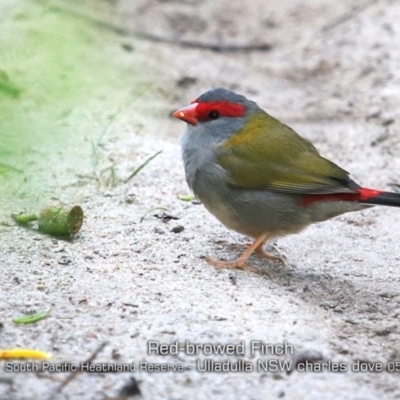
{"left": 216, "top": 240, "right": 399, "bottom": 353}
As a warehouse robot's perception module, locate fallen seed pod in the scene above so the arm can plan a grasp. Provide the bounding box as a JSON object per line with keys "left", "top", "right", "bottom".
{"left": 39, "top": 204, "right": 83, "bottom": 235}
{"left": 12, "top": 203, "right": 84, "bottom": 236}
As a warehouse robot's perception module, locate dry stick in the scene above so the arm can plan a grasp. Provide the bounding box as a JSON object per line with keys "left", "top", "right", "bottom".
{"left": 36, "top": 1, "right": 272, "bottom": 53}
{"left": 320, "top": 0, "right": 379, "bottom": 33}
{"left": 125, "top": 150, "right": 162, "bottom": 183}
{"left": 47, "top": 342, "right": 108, "bottom": 400}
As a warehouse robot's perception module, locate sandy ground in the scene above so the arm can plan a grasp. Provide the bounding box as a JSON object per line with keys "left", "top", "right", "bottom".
{"left": 2, "top": 0, "right": 400, "bottom": 399}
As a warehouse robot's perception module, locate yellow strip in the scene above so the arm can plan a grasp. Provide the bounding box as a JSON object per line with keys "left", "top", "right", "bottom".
{"left": 0, "top": 348, "right": 52, "bottom": 359}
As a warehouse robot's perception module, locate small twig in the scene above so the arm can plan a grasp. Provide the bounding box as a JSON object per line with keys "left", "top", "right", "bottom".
{"left": 47, "top": 342, "right": 107, "bottom": 400}
{"left": 125, "top": 150, "right": 162, "bottom": 183}
{"left": 320, "top": 0, "right": 378, "bottom": 33}
{"left": 139, "top": 207, "right": 168, "bottom": 223}
{"left": 131, "top": 33, "right": 272, "bottom": 53}
{"left": 37, "top": 1, "right": 272, "bottom": 53}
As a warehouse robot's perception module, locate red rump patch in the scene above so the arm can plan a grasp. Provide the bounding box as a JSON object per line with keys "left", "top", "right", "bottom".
{"left": 193, "top": 101, "right": 245, "bottom": 121}
{"left": 300, "top": 188, "right": 383, "bottom": 206}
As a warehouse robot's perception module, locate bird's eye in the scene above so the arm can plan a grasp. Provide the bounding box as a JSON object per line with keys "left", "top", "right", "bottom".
{"left": 207, "top": 110, "right": 220, "bottom": 120}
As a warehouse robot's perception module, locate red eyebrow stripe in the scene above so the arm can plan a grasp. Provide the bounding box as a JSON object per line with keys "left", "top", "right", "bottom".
{"left": 195, "top": 101, "right": 245, "bottom": 120}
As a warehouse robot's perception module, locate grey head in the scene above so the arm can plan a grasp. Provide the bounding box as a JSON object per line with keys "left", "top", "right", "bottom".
{"left": 195, "top": 87, "right": 254, "bottom": 106}
{"left": 181, "top": 88, "right": 259, "bottom": 145}
{"left": 176, "top": 88, "right": 260, "bottom": 192}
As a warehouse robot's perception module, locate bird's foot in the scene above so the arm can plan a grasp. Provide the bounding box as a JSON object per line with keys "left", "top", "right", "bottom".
{"left": 255, "top": 248, "right": 285, "bottom": 265}
{"left": 245, "top": 243, "right": 285, "bottom": 265}
{"left": 206, "top": 256, "right": 257, "bottom": 273}
{"left": 205, "top": 234, "right": 278, "bottom": 278}
{"left": 206, "top": 256, "right": 272, "bottom": 278}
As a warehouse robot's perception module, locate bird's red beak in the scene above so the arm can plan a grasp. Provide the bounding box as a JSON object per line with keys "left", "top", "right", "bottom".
{"left": 173, "top": 103, "right": 199, "bottom": 126}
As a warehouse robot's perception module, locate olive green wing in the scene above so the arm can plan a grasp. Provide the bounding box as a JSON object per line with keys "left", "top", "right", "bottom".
{"left": 218, "top": 112, "right": 356, "bottom": 194}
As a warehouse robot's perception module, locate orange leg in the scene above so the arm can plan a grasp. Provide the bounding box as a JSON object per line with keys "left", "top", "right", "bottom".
{"left": 206, "top": 234, "right": 279, "bottom": 276}
{"left": 252, "top": 239, "right": 285, "bottom": 265}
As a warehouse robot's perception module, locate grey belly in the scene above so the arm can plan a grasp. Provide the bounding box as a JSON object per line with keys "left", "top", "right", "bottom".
{"left": 194, "top": 182, "right": 365, "bottom": 238}
{"left": 194, "top": 182, "right": 311, "bottom": 238}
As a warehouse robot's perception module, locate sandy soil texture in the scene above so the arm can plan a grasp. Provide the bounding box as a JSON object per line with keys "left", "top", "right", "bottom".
{"left": 2, "top": 0, "right": 400, "bottom": 399}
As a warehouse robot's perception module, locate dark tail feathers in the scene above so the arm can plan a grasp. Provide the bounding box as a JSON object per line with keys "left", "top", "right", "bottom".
{"left": 361, "top": 191, "right": 400, "bottom": 207}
